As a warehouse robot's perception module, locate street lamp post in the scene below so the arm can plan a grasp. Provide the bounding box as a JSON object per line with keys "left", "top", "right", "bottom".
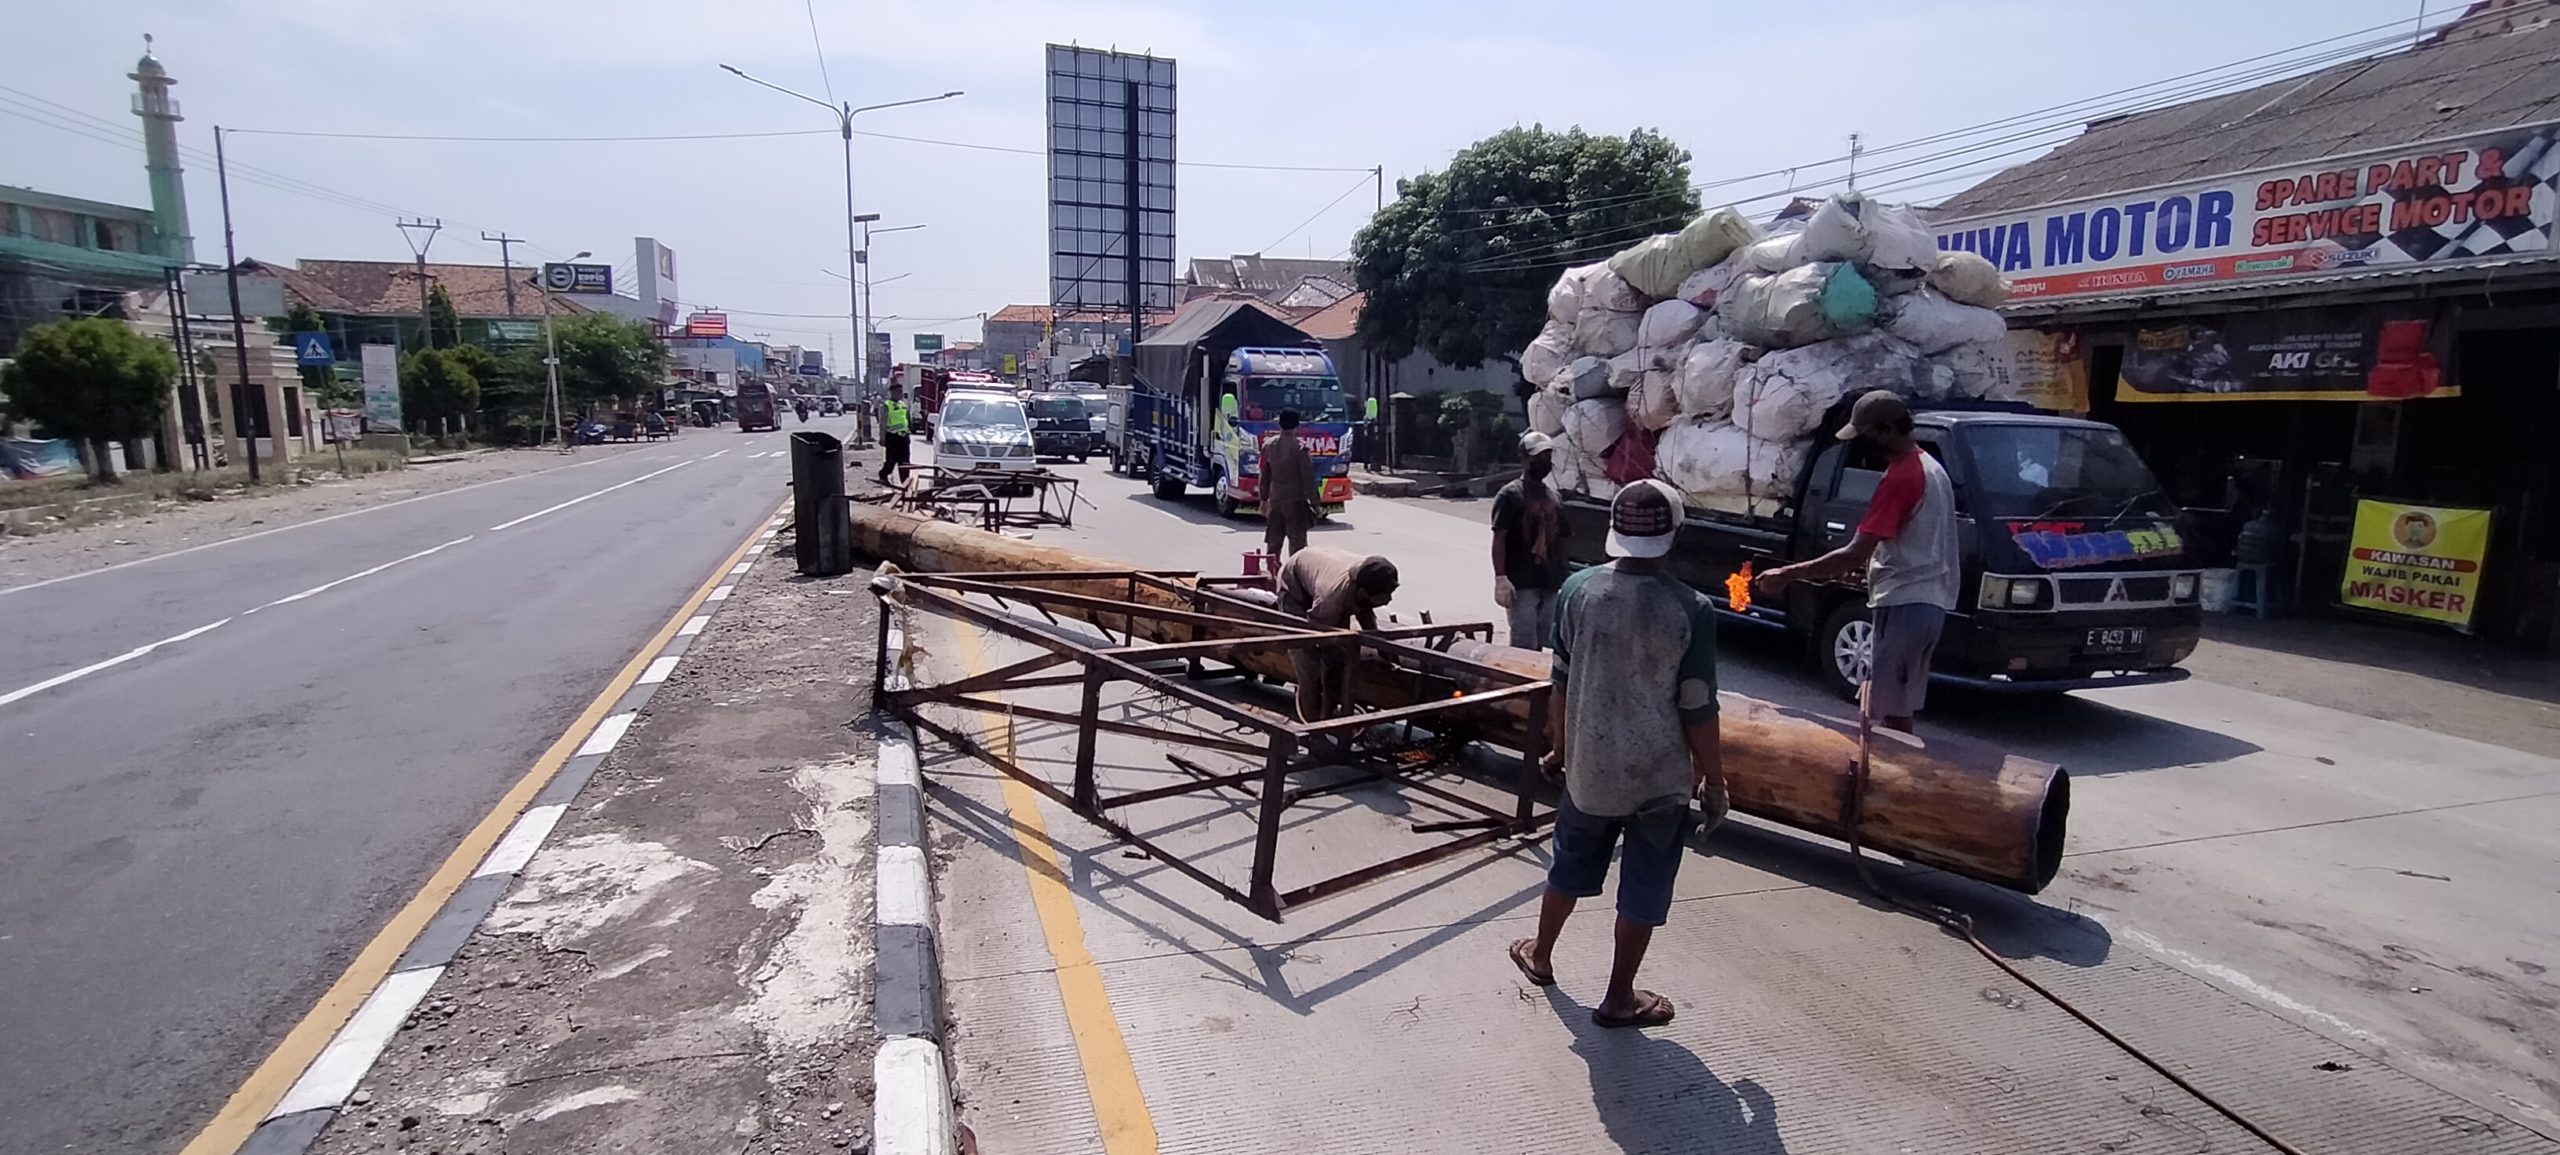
{"left": 717, "top": 65, "right": 959, "bottom": 401}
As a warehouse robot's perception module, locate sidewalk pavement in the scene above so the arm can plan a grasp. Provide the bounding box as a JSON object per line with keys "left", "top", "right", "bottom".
{"left": 901, "top": 601, "right": 2560, "bottom": 1155}
{"left": 303, "top": 522, "right": 890, "bottom": 1155}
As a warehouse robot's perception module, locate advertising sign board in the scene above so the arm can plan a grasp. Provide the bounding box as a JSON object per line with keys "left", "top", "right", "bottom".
{"left": 914, "top": 333, "right": 945, "bottom": 353}
{"left": 1933, "top": 123, "right": 2560, "bottom": 303}
{"left": 1045, "top": 44, "right": 1177, "bottom": 320}
{"left": 2340, "top": 499, "right": 2491, "bottom": 630}
{"left": 541, "top": 263, "right": 615, "bottom": 294}
{"left": 685, "top": 312, "right": 729, "bottom": 338}
{"left": 359, "top": 344, "right": 402, "bottom": 430}
{"left": 2118, "top": 309, "right": 2451, "bottom": 402}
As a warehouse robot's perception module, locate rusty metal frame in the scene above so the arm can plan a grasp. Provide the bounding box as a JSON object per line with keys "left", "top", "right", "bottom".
{"left": 875, "top": 569, "right": 1553, "bottom": 920}
{"left": 888, "top": 464, "right": 1083, "bottom": 531}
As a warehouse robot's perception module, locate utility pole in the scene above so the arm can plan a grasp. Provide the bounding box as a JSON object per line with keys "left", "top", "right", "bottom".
{"left": 481, "top": 230, "right": 524, "bottom": 315}
{"left": 1846, "top": 132, "right": 1865, "bottom": 192}
{"left": 397, "top": 217, "right": 442, "bottom": 347}
{"left": 213, "top": 125, "right": 261, "bottom": 483}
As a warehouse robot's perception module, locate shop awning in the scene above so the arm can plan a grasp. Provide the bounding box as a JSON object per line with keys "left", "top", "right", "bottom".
{"left": 2000, "top": 254, "right": 2560, "bottom": 323}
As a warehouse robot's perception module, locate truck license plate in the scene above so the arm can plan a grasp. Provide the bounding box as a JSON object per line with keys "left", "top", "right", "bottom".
{"left": 2083, "top": 627, "right": 2145, "bottom": 653}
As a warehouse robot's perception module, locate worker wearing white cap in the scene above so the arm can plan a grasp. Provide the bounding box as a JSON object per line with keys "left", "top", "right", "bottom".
{"left": 1490, "top": 431, "right": 1568, "bottom": 650}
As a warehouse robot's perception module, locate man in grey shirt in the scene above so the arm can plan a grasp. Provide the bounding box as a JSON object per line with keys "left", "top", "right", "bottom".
{"left": 1509, "top": 480, "right": 1729, "bottom": 1029}
{"left": 1757, "top": 390, "right": 1960, "bottom": 731}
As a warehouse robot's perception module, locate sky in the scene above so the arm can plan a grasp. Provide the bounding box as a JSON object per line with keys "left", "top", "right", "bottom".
{"left": 3, "top": 0, "right": 2461, "bottom": 361}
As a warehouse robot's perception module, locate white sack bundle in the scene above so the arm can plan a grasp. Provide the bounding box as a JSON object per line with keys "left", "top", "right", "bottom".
{"left": 1674, "top": 339, "right": 1754, "bottom": 420}
{"left": 1561, "top": 396, "right": 1629, "bottom": 461}
{"left": 1883, "top": 288, "right": 2008, "bottom": 355}
{"left": 1638, "top": 299, "right": 1706, "bottom": 348}
{"left": 1930, "top": 250, "right": 2010, "bottom": 308}
{"left": 1520, "top": 318, "right": 1575, "bottom": 384}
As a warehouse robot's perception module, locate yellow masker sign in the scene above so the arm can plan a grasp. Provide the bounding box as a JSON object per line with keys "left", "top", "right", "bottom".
{"left": 2339, "top": 500, "right": 2491, "bottom": 629}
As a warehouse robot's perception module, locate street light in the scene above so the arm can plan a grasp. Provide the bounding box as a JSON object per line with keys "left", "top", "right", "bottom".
{"left": 534, "top": 249, "right": 590, "bottom": 451}
{"left": 718, "top": 63, "right": 961, "bottom": 401}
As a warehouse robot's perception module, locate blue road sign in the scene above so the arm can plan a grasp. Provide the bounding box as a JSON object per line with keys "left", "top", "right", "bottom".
{"left": 292, "top": 333, "right": 334, "bottom": 367}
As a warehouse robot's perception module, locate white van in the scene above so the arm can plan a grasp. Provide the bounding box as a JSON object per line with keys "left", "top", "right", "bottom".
{"left": 931, "top": 389, "right": 1037, "bottom": 479}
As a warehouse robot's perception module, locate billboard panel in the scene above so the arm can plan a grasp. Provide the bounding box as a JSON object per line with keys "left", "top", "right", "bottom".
{"left": 1932, "top": 122, "right": 2560, "bottom": 303}
{"left": 1045, "top": 45, "right": 1176, "bottom": 322}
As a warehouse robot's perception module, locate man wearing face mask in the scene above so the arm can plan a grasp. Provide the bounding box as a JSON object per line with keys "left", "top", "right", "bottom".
{"left": 1755, "top": 391, "right": 1959, "bottom": 732}
{"left": 1491, "top": 432, "right": 1568, "bottom": 650}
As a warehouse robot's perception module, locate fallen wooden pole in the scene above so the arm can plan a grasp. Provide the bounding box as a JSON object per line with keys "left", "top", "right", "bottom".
{"left": 851, "top": 504, "right": 2067, "bottom": 893}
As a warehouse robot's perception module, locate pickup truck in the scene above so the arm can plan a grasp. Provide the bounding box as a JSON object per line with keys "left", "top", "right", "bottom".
{"left": 1558, "top": 403, "right": 2203, "bottom": 698}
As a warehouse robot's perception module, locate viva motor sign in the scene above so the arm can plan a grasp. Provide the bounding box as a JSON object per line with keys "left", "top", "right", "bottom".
{"left": 1933, "top": 122, "right": 2559, "bottom": 301}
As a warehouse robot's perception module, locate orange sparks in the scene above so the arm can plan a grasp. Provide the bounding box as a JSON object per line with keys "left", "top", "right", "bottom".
{"left": 1726, "top": 561, "right": 1755, "bottom": 612}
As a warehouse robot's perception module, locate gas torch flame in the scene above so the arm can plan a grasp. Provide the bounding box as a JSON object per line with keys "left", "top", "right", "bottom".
{"left": 1726, "top": 561, "right": 1755, "bottom": 613}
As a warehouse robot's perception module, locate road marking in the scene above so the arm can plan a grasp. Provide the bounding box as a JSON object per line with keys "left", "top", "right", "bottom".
{"left": 266, "top": 966, "right": 445, "bottom": 1118}
{"left": 949, "top": 620, "right": 1159, "bottom": 1154}
{"left": 637, "top": 655, "right": 681, "bottom": 685}
{"left": 729, "top": 561, "right": 752, "bottom": 576}
{"left": 2087, "top": 913, "right": 2383, "bottom": 1044}
{"left": 877, "top": 845, "right": 931, "bottom": 926}
{"left": 677, "top": 615, "right": 711, "bottom": 637}
{"left": 473, "top": 804, "right": 569, "bottom": 878}
{"left": 247, "top": 536, "right": 473, "bottom": 613}
{"left": 0, "top": 450, "right": 636, "bottom": 598}
{"left": 0, "top": 617, "right": 232, "bottom": 708}
{"left": 708, "top": 585, "right": 734, "bottom": 602}
{"left": 486, "top": 460, "right": 691, "bottom": 532}
{"left": 174, "top": 501, "right": 783, "bottom": 1155}
{"left": 704, "top": 449, "right": 731, "bottom": 459}
{"left": 575, "top": 711, "right": 637, "bottom": 758}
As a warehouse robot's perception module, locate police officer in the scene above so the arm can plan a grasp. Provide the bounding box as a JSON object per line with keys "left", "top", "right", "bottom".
{"left": 876, "top": 383, "right": 912, "bottom": 485}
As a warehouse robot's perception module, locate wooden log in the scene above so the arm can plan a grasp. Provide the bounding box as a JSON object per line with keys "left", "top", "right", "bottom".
{"left": 850, "top": 504, "right": 2068, "bottom": 893}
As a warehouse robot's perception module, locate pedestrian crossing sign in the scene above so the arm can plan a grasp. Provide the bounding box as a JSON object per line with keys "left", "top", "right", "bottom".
{"left": 292, "top": 333, "right": 334, "bottom": 367}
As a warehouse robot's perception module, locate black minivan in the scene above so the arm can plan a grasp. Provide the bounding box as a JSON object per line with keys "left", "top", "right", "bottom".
{"left": 1558, "top": 402, "right": 2203, "bottom": 698}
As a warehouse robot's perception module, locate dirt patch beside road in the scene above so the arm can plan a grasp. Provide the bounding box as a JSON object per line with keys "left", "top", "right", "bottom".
{"left": 0, "top": 443, "right": 668, "bottom": 588}
{"left": 311, "top": 533, "right": 886, "bottom": 1155}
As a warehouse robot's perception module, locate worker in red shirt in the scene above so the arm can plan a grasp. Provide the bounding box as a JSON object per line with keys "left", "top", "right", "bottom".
{"left": 1755, "top": 391, "right": 1960, "bottom": 732}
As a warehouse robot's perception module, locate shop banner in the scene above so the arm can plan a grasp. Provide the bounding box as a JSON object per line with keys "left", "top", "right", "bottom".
{"left": 1986, "top": 329, "right": 2090, "bottom": 413}
{"left": 2117, "top": 308, "right": 2451, "bottom": 402}
{"left": 360, "top": 344, "right": 403, "bottom": 431}
{"left": 1934, "top": 122, "right": 2560, "bottom": 302}
{"left": 2340, "top": 499, "right": 2490, "bottom": 629}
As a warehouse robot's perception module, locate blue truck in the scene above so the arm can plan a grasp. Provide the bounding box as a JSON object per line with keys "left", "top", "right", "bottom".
{"left": 1115, "top": 301, "right": 1355, "bottom": 517}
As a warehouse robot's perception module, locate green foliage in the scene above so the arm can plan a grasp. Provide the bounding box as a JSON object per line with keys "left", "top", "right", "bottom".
{"left": 399, "top": 347, "right": 481, "bottom": 428}
{"left": 426, "top": 284, "right": 461, "bottom": 350}
{"left": 1351, "top": 125, "right": 1699, "bottom": 370}
{"left": 1, "top": 317, "right": 178, "bottom": 480}
{"left": 550, "top": 313, "right": 669, "bottom": 409}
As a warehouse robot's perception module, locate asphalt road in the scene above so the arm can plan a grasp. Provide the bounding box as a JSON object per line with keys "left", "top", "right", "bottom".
{"left": 990, "top": 452, "right": 2560, "bottom": 1136}
{"left": 0, "top": 419, "right": 856, "bottom": 1154}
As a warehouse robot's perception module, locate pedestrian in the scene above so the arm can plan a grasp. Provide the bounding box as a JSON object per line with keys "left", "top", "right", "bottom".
{"left": 1271, "top": 545, "right": 1399, "bottom": 722}
{"left": 1510, "top": 479, "right": 1727, "bottom": 1030}
{"left": 1492, "top": 432, "right": 1568, "bottom": 650}
{"left": 1260, "top": 409, "right": 1319, "bottom": 562}
{"left": 1754, "top": 390, "right": 1959, "bottom": 733}
{"left": 876, "top": 382, "right": 912, "bottom": 485}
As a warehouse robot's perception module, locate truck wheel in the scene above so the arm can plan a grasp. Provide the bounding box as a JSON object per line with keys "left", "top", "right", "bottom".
{"left": 1814, "top": 602, "right": 1873, "bottom": 703}
{"left": 1214, "top": 490, "right": 1240, "bottom": 519}
{"left": 1151, "top": 473, "right": 1185, "bottom": 501}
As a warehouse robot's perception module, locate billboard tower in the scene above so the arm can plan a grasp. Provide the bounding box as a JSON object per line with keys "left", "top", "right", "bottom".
{"left": 1044, "top": 45, "right": 1176, "bottom": 342}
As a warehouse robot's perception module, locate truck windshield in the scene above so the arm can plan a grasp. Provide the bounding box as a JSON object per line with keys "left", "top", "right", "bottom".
{"left": 1026, "top": 396, "right": 1085, "bottom": 421}
{"left": 1240, "top": 377, "right": 1344, "bottom": 421}
{"left": 943, "top": 397, "right": 1027, "bottom": 429}
{"left": 1963, "top": 424, "right": 2179, "bottom": 521}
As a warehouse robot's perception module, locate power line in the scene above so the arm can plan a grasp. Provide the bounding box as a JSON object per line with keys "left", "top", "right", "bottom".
{"left": 1258, "top": 172, "right": 1378, "bottom": 255}
{"left": 802, "top": 0, "right": 837, "bottom": 107}
{"left": 227, "top": 126, "right": 835, "bottom": 143}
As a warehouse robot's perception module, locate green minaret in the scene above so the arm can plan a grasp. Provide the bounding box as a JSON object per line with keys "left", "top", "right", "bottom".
{"left": 130, "top": 35, "right": 194, "bottom": 264}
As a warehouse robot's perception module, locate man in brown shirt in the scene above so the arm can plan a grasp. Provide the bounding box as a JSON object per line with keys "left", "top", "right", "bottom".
{"left": 1259, "top": 409, "right": 1320, "bottom": 561}
{"left": 1272, "top": 545, "right": 1399, "bottom": 722}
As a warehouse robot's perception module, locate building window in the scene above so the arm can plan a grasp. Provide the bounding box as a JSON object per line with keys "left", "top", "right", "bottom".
{"left": 29, "top": 208, "right": 78, "bottom": 246}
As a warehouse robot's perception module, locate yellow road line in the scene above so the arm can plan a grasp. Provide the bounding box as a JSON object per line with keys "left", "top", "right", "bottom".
{"left": 178, "top": 499, "right": 786, "bottom": 1155}
{"left": 948, "top": 620, "right": 1160, "bottom": 1155}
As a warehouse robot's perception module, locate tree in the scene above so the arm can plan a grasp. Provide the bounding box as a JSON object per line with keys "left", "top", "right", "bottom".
{"left": 1350, "top": 126, "right": 1699, "bottom": 371}
{"left": 399, "top": 347, "right": 481, "bottom": 431}
{"left": 282, "top": 302, "right": 360, "bottom": 409}
{"left": 425, "top": 284, "right": 462, "bottom": 351}
{"left": 550, "top": 313, "right": 669, "bottom": 411}
{"left": 1, "top": 317, "right": 177, "bottom": 482}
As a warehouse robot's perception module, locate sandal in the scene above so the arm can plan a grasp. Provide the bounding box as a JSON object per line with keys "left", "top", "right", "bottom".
{"left": 1592, "top": 990, "right": 1675, "bottom": 1029}
{"left": 1508, "top": 939, "right": 1556, "bottom": 987}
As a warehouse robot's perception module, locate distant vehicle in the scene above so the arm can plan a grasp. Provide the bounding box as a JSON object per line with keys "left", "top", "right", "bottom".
{"left": 931, "top": 388, "right": 1037, "bottom": 489}
{"left": 1556, "top": 401, "right": 2203, "bottom": 698}
{"left": 1120, "top": 302, "right": 1353, "bottom": 518}
{"left": 892, "top": 363, "right": 952, "bottom": 432}
{"left": 1026, "top": 392, "right": 1102, "bottom": 462}
{"left": 735, "top": 381, "right": 781, "bottom": 432}
{"left": 820, "top": 395, "right": 843, "bottom": 416}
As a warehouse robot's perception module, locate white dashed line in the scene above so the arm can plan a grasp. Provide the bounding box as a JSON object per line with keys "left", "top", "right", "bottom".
{"left": 729, "top": 561, "right": 753, "bottom": 576}
{"left": 248, "top": 536, "right": 473, "bottom": 613}
{"left": 488, "top": 460, "right": 691, "bottom": 532}
{"left": 637, "top": 655, "right": 681, "bottom": 685}
{"left": 707, "top": 586, "right": 733, "bottom": 602}
{"left": 267, "top": 966, "right": 445, "bottom": 1118}
{"left": 677, "top": 615, "right": 711, "bottom": 637}
{"left": 0, "top": 618, "right": 232, "bottom": 708}
{"left": 574, "top": 711, "right": 637, "bottom": 758}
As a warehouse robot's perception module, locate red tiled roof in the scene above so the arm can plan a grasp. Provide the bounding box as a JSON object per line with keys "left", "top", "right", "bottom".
{"left": 284, "top": 259, "right": 589, "bottom": 319}
{"left": 1295, "top": 291, "right": 1364, "bottom": 341}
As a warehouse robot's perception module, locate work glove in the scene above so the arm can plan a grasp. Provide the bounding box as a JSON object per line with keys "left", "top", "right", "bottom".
{"left": 1695, "top": 779, "right": 1731, "bottom": 836}
{"left": 1494, "top": 576, "right": 1516, "bottom": 609}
